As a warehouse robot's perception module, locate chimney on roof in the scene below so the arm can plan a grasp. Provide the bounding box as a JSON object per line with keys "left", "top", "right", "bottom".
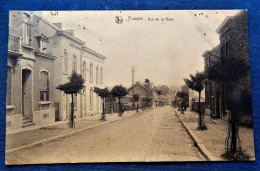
{"left": 53, "top": 23, "right": 62, "bottom": 29}
{"left": 65, "top": 30, "right": 74, "bottom": 36}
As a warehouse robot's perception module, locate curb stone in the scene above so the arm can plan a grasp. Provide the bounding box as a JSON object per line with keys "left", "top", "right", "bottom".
{"left": 173, "top": 108, "right": 217, "bottom": 161}
{"left": 6, "top": 109, "right": 149, "bottom": 154}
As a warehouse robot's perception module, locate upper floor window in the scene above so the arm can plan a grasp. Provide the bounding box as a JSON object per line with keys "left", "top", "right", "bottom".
{"left": 40, "top": 39, "right": 47, "bottom": 53}
{"left": 225, "top": 41, "right": 230, "bottom": 58}
{"left": 22, "top": 13, "right": 31, "bottom": 45}
{"left": 83, "top": 61, "right": 87, "bottom": 78}
{"left": 39, "top": 71, "right": 49, "bottom": 101}
{"left": 100, "top": 67, "right": 103, "bottom": 84}
{"left": 96, "top": 66, "right": 99, "bottom": 84}
{"left": 64, "top": 52, "right": 68, "bottom": 73}
{"left": 73, "top": 55, "right": 77, "bottom": 73}
{"left": 90, "top": 63, "right": 93, "bottom": 83}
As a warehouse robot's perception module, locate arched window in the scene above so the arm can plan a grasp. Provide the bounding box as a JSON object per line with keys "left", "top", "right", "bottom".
{"left": 39, "top": 71, "right": 49, "bottom": 101}
{"left": 100, "top": 67, "right": 103, "bottom": 84}
{"left": 96, "top": 66, "right": 99, "bottom": 84}
{"left": 83, "top": 61, "right": 86, "bottom": 78}
{"left": 22, "top": 12, "right": 31, "bottom": 45}
{"left": 90, "top": 63, "right": 93, "bottom": 83}
{"left": 73, "top": 55, "right": 77, "bottom": 72}
{"left": 7, "top": 66, "right": 12, "bottom": 105}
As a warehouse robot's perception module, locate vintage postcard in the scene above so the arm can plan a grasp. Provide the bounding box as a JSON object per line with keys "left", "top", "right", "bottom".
{"left": 6, "top": 10, "right": 254, "bottom": 164}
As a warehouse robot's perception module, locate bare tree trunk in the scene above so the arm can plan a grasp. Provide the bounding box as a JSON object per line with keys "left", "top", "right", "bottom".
{"left": 198, "top": 91, "right": 202, "bottom": 129}
{"left": 136, "top": 100, "right": 139, "bottom": 112}
{"left": 70, "top": 93, "right": 74, "bottom": 128}
{"left": 101, "top": 97, "right": 105, "bottom": 120}
{"left": 231, "top": 109, "right": 237, "bottom": 152}
{"left": 119, "top": 98, "right": 122, "bottom": 116}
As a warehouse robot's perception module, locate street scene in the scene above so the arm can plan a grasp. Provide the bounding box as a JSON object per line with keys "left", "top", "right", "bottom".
{"left": 6, "top": 10, "right": 254, "bottom": 164}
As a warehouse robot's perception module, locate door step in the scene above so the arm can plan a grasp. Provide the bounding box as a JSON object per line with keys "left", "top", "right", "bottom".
{"left": 22, "top": 118, "right": 35, "bottom": 127}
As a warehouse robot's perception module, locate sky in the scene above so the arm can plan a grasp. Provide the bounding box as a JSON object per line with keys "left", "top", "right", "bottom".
{"left": 41, "top": 10, "right": 240, "bottom": 88}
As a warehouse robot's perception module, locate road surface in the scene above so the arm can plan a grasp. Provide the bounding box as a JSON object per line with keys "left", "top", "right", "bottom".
{"left": 6, "top": 106, "right": 205, "bottom": 164}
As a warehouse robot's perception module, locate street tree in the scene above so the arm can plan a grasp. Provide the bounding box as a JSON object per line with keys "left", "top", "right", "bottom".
{"left": 159, "top": 85, "right": 170, "bottom": 96}
{"left": 110, "top": 85, "right": 128, "bottom": 116}
{"left": 184, "top": 71, "right": 206, "bottom": 130}
{"left": 133, "top": 94, "right": 140, "bottom": 112}
{"left": 155, "top": 89, "right": 162, "bottom": 107}
{"left": 56, "top": 71, "right": 85, "bottom": 128}
{"left": 94, "top": 87, "right": 110, "bottom": 120}
{"left": 145, "top": 79, "right": 151, "bottom": 108}
{"left": 206, "top": 56, "right": 250, "bottom": 155}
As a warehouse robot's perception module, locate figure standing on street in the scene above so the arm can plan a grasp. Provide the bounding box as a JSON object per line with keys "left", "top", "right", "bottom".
{"left": 121, "top": 104, "right": 125, "bottom": 115}
{"left": 110, "top": 103, "right": 113, "bottom": 114}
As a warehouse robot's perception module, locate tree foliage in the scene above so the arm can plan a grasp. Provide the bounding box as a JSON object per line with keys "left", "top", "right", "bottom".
{"left": 133, "top": 94, "right": 140, "bottom": 102}
{"left": 110, "top": 85, "right": 128, "bottom": 98}
{"left": 56, "top": 71, "right": 85, "bottom": 94}
{"left": 184, "top": 71, "right": 206, "bottom": 93}
{"left": 159, "top": 85, "right": 169, "bottom": 95}
{"left": 176, "top": 91, "right": 188, "bottom": 99}
{"left": 94, "top": 87, "right": 110, "bottom": 98}
{"left": 205, "top": 57, "right": 250, "bottom": 85}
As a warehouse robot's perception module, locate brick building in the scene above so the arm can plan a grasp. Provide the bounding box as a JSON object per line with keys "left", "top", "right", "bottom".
{"left": 204, "top": 10, "right": 252, "bottom": 122}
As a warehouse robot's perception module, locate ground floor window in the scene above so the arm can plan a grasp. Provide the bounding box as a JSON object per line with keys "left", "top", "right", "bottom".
{"left": 39, "top": 71, "right": 49, "bottom": 101}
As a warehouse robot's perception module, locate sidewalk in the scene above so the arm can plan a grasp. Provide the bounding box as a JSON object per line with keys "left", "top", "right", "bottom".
{"left": 6, "top": 109, "right": 147, "bottom": 153}
{"left": 174, "top": 107, "right": 255, "bottom": 161}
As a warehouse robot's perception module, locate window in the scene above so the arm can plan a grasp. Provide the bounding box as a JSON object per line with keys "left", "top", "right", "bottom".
{"left": 83, "top": 61, "right": 86, "bottom": 78}
{"left": 90, "top": 63, "right": 93, "bottom": 83}
{"left": 225, "top": 41, "right": 230, "bottom": 58}
{"left": 100, "top": 67, "right": 103, "bottom": 84}
{"left": 90, "top": 88, "right": 93, "bottom": 109}
{"left": 40, "top": 40, "right": 47, "bottom": 53}
{"left": 96, "top": 66, "right": 99, "bottom": 84}
{"left": 73, "top": 55, "right": 77, "bottom": 72}
{"left": 7, "top": 66, "right": 12, "bottom": 105}
{"left": 39, "top": 71, "right": 49, "bottom": 101}
{"left": 22, "top": 13, "right": 31, "bottom": 45}
{"left": 64, "top": 52, "right": 68, "bottom": 73}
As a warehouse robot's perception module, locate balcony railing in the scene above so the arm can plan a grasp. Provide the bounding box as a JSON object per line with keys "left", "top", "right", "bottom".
{"left": 8, "top": 35, "right": 21, "bottom": 53}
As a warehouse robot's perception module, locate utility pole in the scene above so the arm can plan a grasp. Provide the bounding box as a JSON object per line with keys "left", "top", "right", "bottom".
{"left": 132, "top": 66, "right": 135, "bottom": 96}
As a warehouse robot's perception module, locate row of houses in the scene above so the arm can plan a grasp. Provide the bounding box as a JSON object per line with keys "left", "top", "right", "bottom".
{"left": 203, "top": 10, "right": 252, "bottom": 123}
{"left": 7, "top": 11, "right": 107, "bottom": 130}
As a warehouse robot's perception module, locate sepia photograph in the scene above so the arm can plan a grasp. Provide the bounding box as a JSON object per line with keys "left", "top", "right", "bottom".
{"left": 5, "top": 10, "right": 254, "bottom": 164}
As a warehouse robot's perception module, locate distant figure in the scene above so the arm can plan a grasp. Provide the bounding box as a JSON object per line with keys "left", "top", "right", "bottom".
{"left": 181, "top": 99, "right": 185, "bottom": 114}
{"left": 110, "top": 103, "right": 113, "bottom": 114}
{"left": 121, "top": 104, "right": 125, "bottom": 114}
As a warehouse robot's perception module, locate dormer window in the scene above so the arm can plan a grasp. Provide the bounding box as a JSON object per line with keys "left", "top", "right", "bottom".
{"left": 37, "top": 34, "right": 49, "bottom": 53}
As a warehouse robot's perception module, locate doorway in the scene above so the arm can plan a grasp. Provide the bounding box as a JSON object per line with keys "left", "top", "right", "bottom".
{"left": 22, "top": 69, "right": 32, "bottom": 120}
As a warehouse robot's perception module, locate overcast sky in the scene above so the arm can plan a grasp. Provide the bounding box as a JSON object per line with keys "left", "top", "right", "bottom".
{"left": 41, "top": 10, "right": 240, "bottom": 88}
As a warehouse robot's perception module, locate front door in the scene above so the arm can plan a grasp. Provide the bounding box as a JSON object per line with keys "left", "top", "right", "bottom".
{"left": 22, "top": 69, "right": 32, "bottom": 119}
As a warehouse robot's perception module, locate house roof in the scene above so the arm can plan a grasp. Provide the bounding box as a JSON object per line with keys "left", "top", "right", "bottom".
{"left": 128, "top": 83, "right": 148, "bottom": 92}
{"left": 216, "top": 16, "right": 234, "bottom": 34}
{"left": 202, "top": 44, "right": 221, "bottom": 58}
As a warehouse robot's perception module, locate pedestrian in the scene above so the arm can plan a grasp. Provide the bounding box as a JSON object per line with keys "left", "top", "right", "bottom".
{"left": 110, "top": 103, "right": 113, "bottom": 114}
{"left": 181, "top": 99, "right": 185, "bottom": 114}
{"left": 121, "top": 104, "right": 125, "bottom": 115}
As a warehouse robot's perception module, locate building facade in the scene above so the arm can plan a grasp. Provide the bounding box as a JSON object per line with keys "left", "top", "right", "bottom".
{"left": 7, "top": 11, "right": 57, "bottom": 129}
{"left": 6, "top": 11, "right": 107, "bottom": 130}
{"left": 204, "top": 10, "right": 251, "bottom": 122}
